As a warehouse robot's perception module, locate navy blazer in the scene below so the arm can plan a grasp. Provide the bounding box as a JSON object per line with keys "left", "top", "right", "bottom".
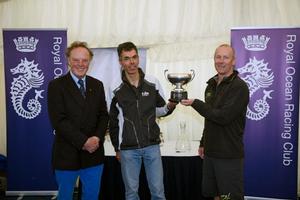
{"left": 47, "top": 72, "right": 109, "bottom": 170}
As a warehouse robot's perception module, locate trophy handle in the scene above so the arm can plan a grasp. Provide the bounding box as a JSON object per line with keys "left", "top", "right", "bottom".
{"left": 190, "top": 69, "right": 195, "bottom": 81}
{"left": 164, "top": 69, "right": 169, "bottom": 81}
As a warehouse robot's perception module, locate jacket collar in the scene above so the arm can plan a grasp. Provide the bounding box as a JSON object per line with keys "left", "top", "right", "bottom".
{"left": 208, "top": 70, "right": 238, "bottom": 85}
{"left": 121, "top": 68, "right": 145, "bottom": 86}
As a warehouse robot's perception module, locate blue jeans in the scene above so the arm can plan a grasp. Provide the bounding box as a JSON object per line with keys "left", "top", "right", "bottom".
{"left": 55, "top": 164, "right": 104, "bottom": 200}
{"left": 120, "top": 145, "right": 166, "bottom": 200}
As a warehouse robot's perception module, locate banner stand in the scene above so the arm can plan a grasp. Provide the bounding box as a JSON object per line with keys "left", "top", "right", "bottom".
{"left": 3, "top": 29, "right": 67, "bottom": 195}
{"left": 231, "top": 27, "right": 300, "bottom": 200}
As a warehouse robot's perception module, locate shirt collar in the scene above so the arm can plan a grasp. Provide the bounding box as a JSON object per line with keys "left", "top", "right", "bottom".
{"left": 70, "top": 71, "right": 86, "bottom": 86}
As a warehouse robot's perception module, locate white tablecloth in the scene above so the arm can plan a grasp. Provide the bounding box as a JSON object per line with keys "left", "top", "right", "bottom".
{"left": 104, "top": 140, "right": 200, "bottom": 157}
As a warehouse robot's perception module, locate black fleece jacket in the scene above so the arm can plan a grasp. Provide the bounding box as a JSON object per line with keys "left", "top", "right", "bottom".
{"left": 109, "top": 69, "right": 174, "bottom": 151}
{"left": 192, "top": 70, "right": 249, "bottom": 158}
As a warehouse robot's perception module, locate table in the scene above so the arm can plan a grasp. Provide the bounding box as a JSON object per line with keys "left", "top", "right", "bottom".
{"left": 96, "top": 141, "right": 212, "bottom": 200}
{"left": 98, "top": 156, "right": 211, "bottom": 200}
{"left": 103, "top": 140, "right": 201, "bottom": 157}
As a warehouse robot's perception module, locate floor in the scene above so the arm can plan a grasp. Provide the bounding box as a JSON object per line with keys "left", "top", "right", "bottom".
{"left": 0, "top": 192, "right": 79, "bottom": 200}
{"left": 2, "top": 196, "right": 57, "bottom": 200}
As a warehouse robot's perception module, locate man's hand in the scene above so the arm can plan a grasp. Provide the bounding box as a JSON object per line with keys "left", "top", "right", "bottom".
{"left": 198, "top": 147, "right": 204, "bottom": 159}
{"left": 180, "top": 99, "right": 194, "bottom": 106}
{"left": 115, "top": 151, "right": 121, "bottom": 162}
{"left": 82, "top": 136, "right": 100, "bottom": 153}
{"left": 167, "top": 101, "right": 178, "bottom": 110}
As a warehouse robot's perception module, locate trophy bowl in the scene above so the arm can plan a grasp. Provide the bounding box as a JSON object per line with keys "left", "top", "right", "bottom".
{"left": 167, "top": 73, "right": 193, "bottom": 85}
{"left": 164, "top": 69, "right": 195, "bottom": 102}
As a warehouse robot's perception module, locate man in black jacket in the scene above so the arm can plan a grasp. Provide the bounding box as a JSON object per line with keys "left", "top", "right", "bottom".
{"left": 47, "top": 41, "right": 109, "bottom": 200}
{"left": 181, "top": 44, "right": 249, "bottom": 200}
{"left": 109, "top": 42, "right": 177, "bottom": 200}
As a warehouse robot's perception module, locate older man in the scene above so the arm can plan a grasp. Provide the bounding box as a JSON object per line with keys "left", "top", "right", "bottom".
{"left": 48, "top": 41, "right": 109, "bottom": 200}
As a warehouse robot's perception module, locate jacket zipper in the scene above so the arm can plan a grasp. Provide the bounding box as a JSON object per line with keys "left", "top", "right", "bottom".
{"left": 124, "top": 117, "right": 140, "bottom": 148}
{"left": 136, "top": 99, "right": 141, "bottom": 148}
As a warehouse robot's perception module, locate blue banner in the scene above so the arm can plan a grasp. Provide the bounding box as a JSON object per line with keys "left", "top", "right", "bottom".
{"left": 231, "top": 28, "right": 300, "bottom": 199}
{"left": 3, "top": 29, "right": 67, "bottom": 194}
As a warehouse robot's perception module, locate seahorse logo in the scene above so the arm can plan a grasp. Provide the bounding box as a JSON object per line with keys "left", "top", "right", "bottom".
{"left": 10, "top": 58, "right": 44, "bottom": 119}
{"left": 237, "top": 57, "right": 274, "bottom": 121}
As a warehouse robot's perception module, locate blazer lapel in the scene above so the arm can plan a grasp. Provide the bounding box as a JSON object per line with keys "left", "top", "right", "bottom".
{"left": 79, "top": 76, "right": 95, "bottom": 124}
{"left": 65, "top": 73, "right": 86, "bottom": 107}
{"left": 85, "top": 76, "right": 94, "bottom": 100}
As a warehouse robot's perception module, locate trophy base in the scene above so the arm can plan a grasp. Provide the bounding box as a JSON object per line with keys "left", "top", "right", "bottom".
{"left": 170, "top": 91, "right": 188, "bottom": 102}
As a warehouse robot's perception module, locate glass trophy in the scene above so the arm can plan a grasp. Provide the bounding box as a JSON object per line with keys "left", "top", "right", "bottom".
{"left": 175, "top": 121, "right": 191, "bottom": 152}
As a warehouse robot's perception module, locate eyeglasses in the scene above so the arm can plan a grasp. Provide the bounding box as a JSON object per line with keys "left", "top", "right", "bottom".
{"left": 121, "top": 55, "right": 139, "bottom": 62}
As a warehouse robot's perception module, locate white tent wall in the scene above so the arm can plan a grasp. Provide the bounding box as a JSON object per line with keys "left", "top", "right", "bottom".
{"left": 0, "top": 0, "right": 300, "bottom": 195}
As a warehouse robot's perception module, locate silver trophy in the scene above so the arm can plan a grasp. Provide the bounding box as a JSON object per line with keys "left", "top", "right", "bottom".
{"left": 164, "top": 69, "right": 195, "bottom": 102}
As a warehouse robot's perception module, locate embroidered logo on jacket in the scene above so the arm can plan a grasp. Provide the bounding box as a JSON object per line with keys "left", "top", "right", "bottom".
{"left": 142, "top": 91, "right": 149, "bottom": 96}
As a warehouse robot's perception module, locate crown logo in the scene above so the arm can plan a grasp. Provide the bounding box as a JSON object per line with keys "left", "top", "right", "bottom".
{"left": 13, "top": 36, "right": 39, "bottom": 52}
{"left": 242, "top": 35, "right": 270, "bottom": 51}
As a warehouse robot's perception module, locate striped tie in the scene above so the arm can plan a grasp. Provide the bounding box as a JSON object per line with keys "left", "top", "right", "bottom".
{"left": 78, "top": 79, "right": 85, "bottom": 98}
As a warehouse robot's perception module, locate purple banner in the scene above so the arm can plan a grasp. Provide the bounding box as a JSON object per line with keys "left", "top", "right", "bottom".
{"left": 3, "top": 29, "right": 67, "bottom": 194}
{"left": 231, "top": 28, "right": 300, "bottom": 199}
